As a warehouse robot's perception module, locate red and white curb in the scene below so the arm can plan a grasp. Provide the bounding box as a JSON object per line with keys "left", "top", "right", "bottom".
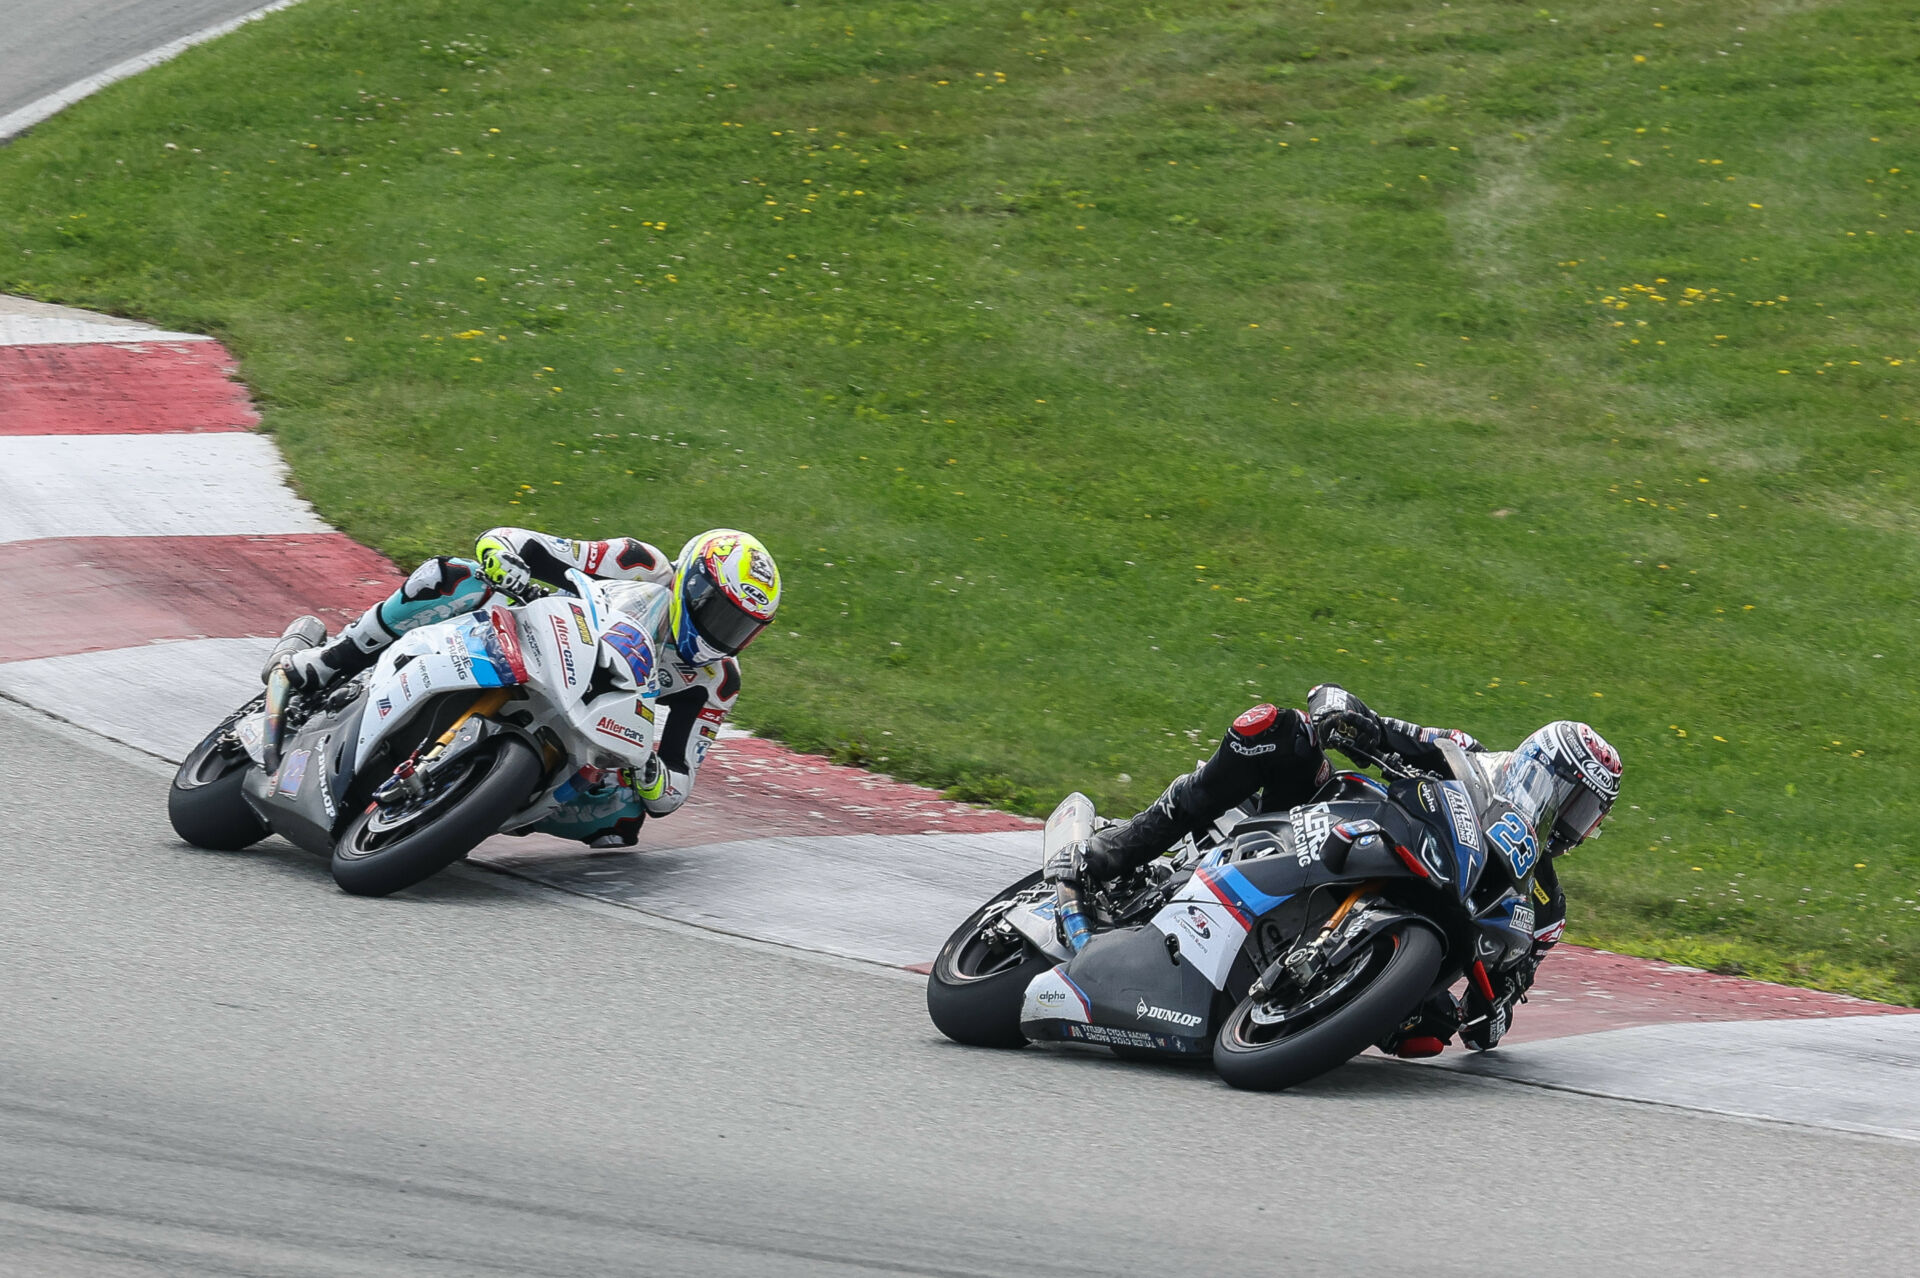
{"left": 3, "top": 295, "right": 1915, "bottom": 1136}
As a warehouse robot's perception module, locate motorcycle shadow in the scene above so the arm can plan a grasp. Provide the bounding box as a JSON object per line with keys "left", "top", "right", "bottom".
{"left": 169, "top": 834, "right": 511, "bottom": 906}
{"left": 936, "top": 1038, "right": 1471, "bottom": 1098}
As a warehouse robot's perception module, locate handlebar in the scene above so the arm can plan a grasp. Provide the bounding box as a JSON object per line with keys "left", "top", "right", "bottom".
{"left": 1335, "top": 743, "right": 1429, "bottom": 784}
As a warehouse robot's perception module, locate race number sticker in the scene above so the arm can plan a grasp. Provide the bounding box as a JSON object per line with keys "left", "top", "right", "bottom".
{"left": 1486, "top": 813, "right": 1541, "bottom": 878}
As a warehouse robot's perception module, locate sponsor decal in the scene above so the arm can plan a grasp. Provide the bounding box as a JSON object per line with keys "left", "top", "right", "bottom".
{"left": 1417, "top": 781, "right": 1440, "bottom": 813}
{"left": 315, "top": 738, "right": 337, "bottom": 821}
{"left": 418, "top": 666, "right": 433, "bottom": 691}
{"left": 737, "top": 582, "right": 771, "bottom": 611}
{"left": 1232, "top": 703, "right": 1278, "bottom": 737}
{"left": 1035, "top": 987, "right": 1069, "bottom": 1009}
{"left": 549, "top": 615, "right": 580, "bottom": 686}
{"left": 1533, "top": 880, "right": 1552, "bottom": 905}
{"left": 276, "top": 749, "right": 311, "bottom": 796}
{"left": 1291, "top": 802, "right": 1334, "bottom": 865}
{"left": 1533, "top": 919, "right": 1567, "bottom": 945}
{"left": 1135, "top": 997, "right": 1203, "bottom": 1028}
{"left": 448, "top": 648, "right": 473, "bottom": 682}
{"left": 1181, "top": 905, "right": 1213, "bottom": 940}
{"left": 376, "top": 696, "right": 393, "bottom": 719}
{"left": 595, "top": 715, "right": 648, "bottom": 747}
{"left": 635, "top": 700, "right": 656, "bottom": 724}
{"left": 583, "top": 541, "right": 608, "bottom": 574}
{"left": 568, "top": 603, "right": 595, "bottom": 646}
{"left": 1227, "top": 737, "right": 1276, "bottom": 757}
{"left": 1063, "top": 1024, "right": 1162, "bottom": 1049}
{"left": 1511, "top": 904, "right": 1536, "bottom": 934}
{"left": 1571, "top": 724, "right": 1623, "bottom": 796}
{"left": 1442, "top": 784, "right": 1482, "bottom": 853}
{"left": 696, "top": 705, "right": 727, "bottom": 724}
{"left": 398, "top": 671, "right": 411, "bottom": 698}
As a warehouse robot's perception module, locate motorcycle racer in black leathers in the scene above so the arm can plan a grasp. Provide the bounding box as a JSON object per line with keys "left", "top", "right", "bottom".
{"left": 1048, "top": 684, "right": 1623, "bottom": 1057}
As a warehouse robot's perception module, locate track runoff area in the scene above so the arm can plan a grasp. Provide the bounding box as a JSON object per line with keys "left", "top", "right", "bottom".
{"left": 1, "top": 294, "right": 1915, "bottom": 1142}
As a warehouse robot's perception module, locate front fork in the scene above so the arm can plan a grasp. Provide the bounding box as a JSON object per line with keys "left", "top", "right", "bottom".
{"left": 372, "top": 688, "right": 511, "bottom": 806}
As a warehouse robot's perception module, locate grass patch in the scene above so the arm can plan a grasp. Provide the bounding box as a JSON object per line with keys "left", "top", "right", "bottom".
{"left": 3, "top": 0, "right": 1918, "bottom": 1002}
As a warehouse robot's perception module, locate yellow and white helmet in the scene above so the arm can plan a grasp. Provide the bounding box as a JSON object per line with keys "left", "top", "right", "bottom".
{"left": 669, "top": 529, "right": 781, "bottom": 664}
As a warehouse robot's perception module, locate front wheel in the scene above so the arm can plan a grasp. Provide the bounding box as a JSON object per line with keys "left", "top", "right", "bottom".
{"left": 927, "top": 872, "right": 1055, "bottom": 1049}
{"left": 1212, "top": 921, "right": 1443, "bottom": 1092}
{"left": 330, "top": 736, "right": 542, "bottom": 897}
{"left": 168, "top": 699, "right": 269, "bottom": 851}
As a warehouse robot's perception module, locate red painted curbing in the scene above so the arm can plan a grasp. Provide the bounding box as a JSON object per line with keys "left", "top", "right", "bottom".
{"left": 0, "top": 341, "right": 257, "bottom": 434}
{"left": 0, "top": 533, "right": 397, "bottom": 662}
{"left": 1501, "top": 944, "right": 1916, "bottom": 1044}
{"left": 609, "top": 735, "right": 1039, "bottom": 851}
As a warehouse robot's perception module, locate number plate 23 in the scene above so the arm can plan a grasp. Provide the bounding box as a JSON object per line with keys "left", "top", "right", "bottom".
{"left": 1485, "top": 813, "right": 1540, "bottom": 879}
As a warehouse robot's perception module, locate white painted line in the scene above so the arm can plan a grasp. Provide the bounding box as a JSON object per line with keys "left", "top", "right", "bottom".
{"left": 0, "top": 317, "right": 209, "bottom": 347}
{"left": 1429, "top": 1014, "right": 1920, "bottom": 1141}
{"left": 0, "top": 433, "right": 330, "bottom": 542}
{"left": 0, "top": 636, "right": 270, "bottom": 760}
{"left": 0, "top": 1, "right": 305, "bottom": 142}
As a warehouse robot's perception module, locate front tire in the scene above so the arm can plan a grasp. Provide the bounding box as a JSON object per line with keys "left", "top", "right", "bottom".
{"left": 1212, "top": 921, "right": 1443, "bottom": 1092}
{"left": 168, "top": 700, "right": 269, "bottom": 851}
{"left": 927, "top": 872, "right": 1054, "bottom": 1049}
{"left": 330, "top": 736, "right": 542, "bottom": 897}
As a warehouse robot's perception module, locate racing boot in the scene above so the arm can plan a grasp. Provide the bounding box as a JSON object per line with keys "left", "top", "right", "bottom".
{"left": 282, "top": 557, "right": 493, "bottom": 694}
{"left": 280, "top": 606, "right": 390, "bottom": 693}
{"left": 1076, "top": 770, "right": 1207, "bottom": 884}
{"left": 1377, "top": 988, "right": 1462, "bottom": 1058}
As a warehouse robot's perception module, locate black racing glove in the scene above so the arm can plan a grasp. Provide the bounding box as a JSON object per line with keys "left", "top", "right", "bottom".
{"left": 1307, "top": 683, "right": 1383, "bottom": 756}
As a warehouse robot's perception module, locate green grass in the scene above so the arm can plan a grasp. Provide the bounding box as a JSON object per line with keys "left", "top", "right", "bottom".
{"left": 3, "top": 0, "right": 1918, "bottom": 1002}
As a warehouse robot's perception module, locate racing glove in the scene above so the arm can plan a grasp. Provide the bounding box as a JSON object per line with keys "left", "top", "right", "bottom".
{"left": 477, "top": 539, "right": 536, "bottom": 599}
{"left": 1043, "top": 838, "right": 1091, "bottom": 887}
{"left": 1307, "top": 683, "right": 1383, "bottom": 756}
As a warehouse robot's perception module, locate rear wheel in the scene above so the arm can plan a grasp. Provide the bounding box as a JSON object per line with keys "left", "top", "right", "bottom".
{"left": 330, "top": 736, "right": 542, "bottom": 897}
{"left": 927, "top": 872, "right": 1054, "bottom": 1049}
{"left": 168, "top": 699, "right": 269, "bottom": 851}
{"left": 1212, "top": 921, "right": 1443, "bottom": 1092}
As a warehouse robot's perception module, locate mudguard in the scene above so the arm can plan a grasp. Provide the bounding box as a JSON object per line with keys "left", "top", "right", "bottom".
{"left": 1020, "top": 925, "right": 1216, "bottom": 1056}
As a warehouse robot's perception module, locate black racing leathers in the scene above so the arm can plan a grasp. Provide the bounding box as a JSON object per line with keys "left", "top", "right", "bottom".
{"left": 1080, "top": 699, "right": 1486, "bottom": 880}
{"left": 1082, "top": 695, "right": 1569, "bottom": 1048}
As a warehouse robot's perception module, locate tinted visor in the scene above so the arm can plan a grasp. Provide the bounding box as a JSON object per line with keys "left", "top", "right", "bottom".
{"left": 685, "top": 566, "right": 766, "bottom": 656}
{"left": 1556, "top": 786, "right": 1609, "bottom": 845}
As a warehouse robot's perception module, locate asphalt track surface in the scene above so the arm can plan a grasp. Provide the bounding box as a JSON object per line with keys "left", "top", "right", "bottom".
{"left": 8, "top": 701, "right": 1920, "bottom": 1277}
{"left": 5, "top": 8, "right": 1920, "bottom": 1274}
{"left": 0, "top": 1, "right": 273, "bottom": 122}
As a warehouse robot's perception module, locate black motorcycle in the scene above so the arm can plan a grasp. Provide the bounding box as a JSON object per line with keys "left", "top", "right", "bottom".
{"left": 927, "top": 739, "right": 1542, "bottom": 1090}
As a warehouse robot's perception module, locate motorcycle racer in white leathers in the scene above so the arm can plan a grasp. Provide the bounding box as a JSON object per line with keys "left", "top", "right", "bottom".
{"left": 283, "top": 527, "right": 781, "bottom": 848}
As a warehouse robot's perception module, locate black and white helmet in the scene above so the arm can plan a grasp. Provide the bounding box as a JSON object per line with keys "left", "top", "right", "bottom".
{"left": 1493, "top": 721, "right": 1623, "bottom": 855}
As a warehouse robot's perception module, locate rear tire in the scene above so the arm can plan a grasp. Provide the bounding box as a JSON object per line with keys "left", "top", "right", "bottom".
{"left": 330, "top": 736, "right": 541, "bottom": 897}
{"left": 1212, "top": 921, "right": 1443, "bottom": 1092}
{"left": 168, "top": 702, "right": 269, "bottom": 851}
{"left": 927, "top": 872, "right": 1054, "bottom": 1049}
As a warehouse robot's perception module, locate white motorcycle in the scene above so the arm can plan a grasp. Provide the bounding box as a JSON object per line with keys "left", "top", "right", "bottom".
{"left": 167, "top": 571, "right": 661, "bottom": 895}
